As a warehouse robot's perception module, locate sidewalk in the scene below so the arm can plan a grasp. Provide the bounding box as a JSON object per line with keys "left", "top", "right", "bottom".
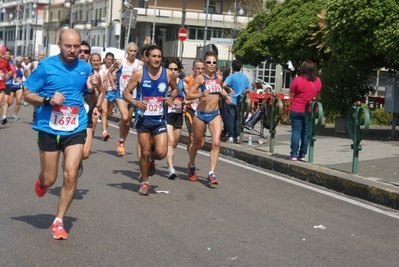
{"left": 109, "top": 113, "right": 399, "bottom": 210}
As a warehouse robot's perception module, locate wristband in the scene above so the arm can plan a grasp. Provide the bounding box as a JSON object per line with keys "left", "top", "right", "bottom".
{"left": 43, "top": 97, "right": 51, "bottom": 106}
{"left": 96, "top": 106, "right": 102, "bottom": 114}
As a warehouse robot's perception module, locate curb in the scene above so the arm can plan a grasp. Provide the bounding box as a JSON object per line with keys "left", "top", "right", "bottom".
{"left": 108, "top": 115, "right": 399, "bottom": 210}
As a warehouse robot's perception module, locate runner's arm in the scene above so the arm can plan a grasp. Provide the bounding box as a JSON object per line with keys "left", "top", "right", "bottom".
{"left": 24, "top": 89, "right": 64, "bottom": 106}
{"left": 107, "top": 59, "right": 121, "bottom": 90}
{"left": 123, "top": 69, "right": 145, "bottom": 110}
{"left": 185, "top": 75, "right": 208, "bottom": 100}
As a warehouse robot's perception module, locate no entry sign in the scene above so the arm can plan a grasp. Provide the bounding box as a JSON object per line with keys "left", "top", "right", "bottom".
{"left": 178, "top": 28, "right": 187, "bottom": 42}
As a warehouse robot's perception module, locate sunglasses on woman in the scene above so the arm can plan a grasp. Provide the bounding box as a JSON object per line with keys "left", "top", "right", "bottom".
{"left": 205, "top": 61, "right": 217, "bottom": 65}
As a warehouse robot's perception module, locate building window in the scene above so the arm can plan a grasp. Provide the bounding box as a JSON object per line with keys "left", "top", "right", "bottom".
{"left": 188, "top": 26, "right": 225, "bottom": 40}
{"left": 257, "top": 62, "right": 277, "bottom": 89}
{"left": 204, "top": 1, "right": 223, "bottom": 14}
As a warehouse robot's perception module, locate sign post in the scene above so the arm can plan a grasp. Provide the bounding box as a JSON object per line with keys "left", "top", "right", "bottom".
{"left": 178, "top": 28, "right": 187, "bottom": 42}
{"left": 178, "top": 28, "right": 187, "bottom": 61}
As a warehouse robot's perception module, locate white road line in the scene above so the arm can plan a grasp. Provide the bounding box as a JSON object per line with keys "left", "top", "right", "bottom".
{"left": 108, "top": 122, "right": 399, "bottom": 219}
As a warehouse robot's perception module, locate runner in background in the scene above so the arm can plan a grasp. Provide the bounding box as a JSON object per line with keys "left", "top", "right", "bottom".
{"left": 108, "top": 42, "right": 144, "bottom": 156}
{"left": 183, "top": 59, "right": 205, "bottom": 152}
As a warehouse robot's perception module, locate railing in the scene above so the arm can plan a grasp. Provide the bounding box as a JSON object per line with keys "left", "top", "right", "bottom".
{"left": 43, "top": 21, "right": 60, "bottom": 29}
{"left": 135, "top": 7, "right": 251, "bottom": 24}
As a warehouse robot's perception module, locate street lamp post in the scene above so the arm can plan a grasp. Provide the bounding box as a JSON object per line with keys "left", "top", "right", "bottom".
{"left": 203, "top": 0, "right": 209, "bottom": 47}
{"left": 64, "top": 0, "right": 73, "bottom": 28}
{"left": 45, "top": 0, "right": 51, "bottom": 57}
{"left": 32, "top": 2, "right": 37, "bottom": 58}
{"left": 15, "top": 1, "right": 21, "bottom": 55}
{"left": 151, "top": 0, "right": 157, "bottom": 44}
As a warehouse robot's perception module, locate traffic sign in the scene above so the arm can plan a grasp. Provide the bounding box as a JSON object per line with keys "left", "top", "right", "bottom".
{"left": 210, "top": 38, "right": 234, "bottom": 46}
{"left": 178, "top": 28, "right": 187, "bottom": 42}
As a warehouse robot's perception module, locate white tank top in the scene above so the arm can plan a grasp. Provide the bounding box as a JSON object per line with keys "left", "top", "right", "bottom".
{"left": 118, "top": 58, "right": 142, "bottom": 97}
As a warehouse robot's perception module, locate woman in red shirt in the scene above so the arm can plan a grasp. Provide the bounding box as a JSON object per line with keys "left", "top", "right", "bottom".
{"left": 289, "top": 60, "right": 322, "bottom": 161}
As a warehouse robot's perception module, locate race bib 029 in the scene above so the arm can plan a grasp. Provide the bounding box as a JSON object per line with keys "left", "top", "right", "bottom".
{"left": 143, "top": 96, "right": 164, "bottom": 116}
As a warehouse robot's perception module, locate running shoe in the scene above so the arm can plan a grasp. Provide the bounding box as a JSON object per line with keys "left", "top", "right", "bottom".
{"left": 51, "top": 221, "right": 68, "bottom": 240}
{"left": 138, "top": 181, "right": 149, "bottom": 195}
{"left": 149, "top": 161, "right": 156, "bottom": 176}
{"left": 35, "top": 179, "right": 47, "bottom": 197}
{"left": 207, "top": 173, "right": 218, "bottom": 185}
{"left": 117, "top": 141, "right": 125, "bottom": 156}
{"left": 102, "top": 132, "right": 110, "bottom": 141}
{"left": 12, "top": 115, "right": 18, "bottom": 121}
{"left": 77, "top": 161, "right": 83, "bottom": 178}
{"left": 226, "top": 137, "right": 234, "bottom": 143}
{"left": 186, "top": 136, "right": 192, "bottom": 153}
{"left": 187, "top": 163, "right": 197, "bottom": 181}
{"left": 168, "top": 169, "right": 177, "bottom": 180}
{"left": 1, "top": 118, "right": 7, "bottom": 125}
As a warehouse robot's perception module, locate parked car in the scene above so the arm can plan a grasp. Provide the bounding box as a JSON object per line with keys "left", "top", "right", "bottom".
{"left": 252, "top": 78, "right": 273, "bottom": 92}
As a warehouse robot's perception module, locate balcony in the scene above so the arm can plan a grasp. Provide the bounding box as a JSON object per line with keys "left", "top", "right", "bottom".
{"left": 94, "top": 18, "right": 106, "bottom": 28}
{"left": 43, "top": 21, "right": 60, "bottom": 30}
{"left": 134, "top": 7, "right": 251, "bottom": 28}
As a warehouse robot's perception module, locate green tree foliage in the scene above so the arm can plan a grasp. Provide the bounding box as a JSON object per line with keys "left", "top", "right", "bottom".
{"left": 326, "top": 0, "right": 399, "bottom": 70}
{"left": 234, "top": 0, "right": 399, "bottom": 118}
{"left": 320, "top": 55, "right": 374, "bottom": 118}
{"left": 233, "top": 0, "right": 326, "bottom": 67}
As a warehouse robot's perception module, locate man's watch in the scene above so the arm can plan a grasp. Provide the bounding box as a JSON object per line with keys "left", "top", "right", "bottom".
{"left": 171, "top": 96, "right": 176, "bottom": 101}
{"left": 43, "top": 97, "right": 51, "bottom": 106}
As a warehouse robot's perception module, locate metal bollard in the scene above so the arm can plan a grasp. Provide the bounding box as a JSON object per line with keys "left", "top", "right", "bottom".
{"left": 265, "top": 94, "right": 282, "bottom": 153}
{"left": 237, "top": 93, "right": 252, "bottom": 146}
{"left": 346, "top": 101, "right": 370, "bottom": 174}
{"left": 304, "top": 97, "right": 323, "bottom": 163}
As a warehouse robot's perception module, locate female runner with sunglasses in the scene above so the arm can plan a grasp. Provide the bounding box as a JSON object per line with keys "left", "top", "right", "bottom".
{"left": 185, "top": 51, "right": 232, "bottom": 184}
{"left": 164, "top": 57, "right": 187, "bottom": 179}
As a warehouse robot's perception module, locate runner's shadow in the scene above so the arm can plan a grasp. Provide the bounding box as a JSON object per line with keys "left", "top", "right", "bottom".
{"left": 47, "top": 187, "right": 89, "bottom": 200}
{"left": 112, "top": 169, "right": 140, "bottom": 180}
{"left": 107, "top": 182, "right": 159, "bottom": 194}
{"left": 10, "top": 214, "right": 77, "bottom": 231}
{"left": 97, "top": 149, "right": 133, "bottom": 157}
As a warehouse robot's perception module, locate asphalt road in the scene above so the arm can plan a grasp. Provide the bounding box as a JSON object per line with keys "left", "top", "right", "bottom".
{"left": 1, "top": 107, "right": 399, "bottom": 267}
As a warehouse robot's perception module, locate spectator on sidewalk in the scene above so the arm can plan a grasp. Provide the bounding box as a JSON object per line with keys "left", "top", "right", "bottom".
{"left": 222, "top": 59, "right": 251, "bottom": 143}
{"left": 289, "top": 59, "right": 322, "bottom": 161}
{"left": 217, "top": 66, "right": 230, "bottom": 141}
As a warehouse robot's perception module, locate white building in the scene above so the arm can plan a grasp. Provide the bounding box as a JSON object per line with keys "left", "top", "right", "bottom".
{"left": 0, "top": 0, "right": 291, "bottom": 91}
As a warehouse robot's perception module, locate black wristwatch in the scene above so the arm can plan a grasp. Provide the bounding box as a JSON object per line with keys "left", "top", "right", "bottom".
{"left": 43, "top": 97, "right": 51, "bottom": 106}
{"left": 171, "top": 96, "right": 176, "bottom": 101}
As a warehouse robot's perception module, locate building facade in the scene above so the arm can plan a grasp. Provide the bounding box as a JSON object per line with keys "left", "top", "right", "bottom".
{"left": 0, "top": 0, "right": 291, "bottom": 91}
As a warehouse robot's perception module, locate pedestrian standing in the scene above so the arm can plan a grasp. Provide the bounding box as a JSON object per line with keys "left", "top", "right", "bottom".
{"left": 289, "top": 60, "right": 322, "bottom": 161}
{"left": 23, "top": 29, "right": 99, "bottom": 240}
{"left": 222, "top": 59, "right": 251, "bottom": 143}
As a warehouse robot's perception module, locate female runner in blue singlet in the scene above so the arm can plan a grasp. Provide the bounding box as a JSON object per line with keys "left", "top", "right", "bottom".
{"left": 185, "top": 51, "right": 233, "bottom": 185}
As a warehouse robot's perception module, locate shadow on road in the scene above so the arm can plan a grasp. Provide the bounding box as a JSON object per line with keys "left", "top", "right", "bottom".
{"left": 10, "top": 214, "right": 77, "bottom": 231}
{"left": 47, "top": 187, "right": 89, "bottom": 200}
